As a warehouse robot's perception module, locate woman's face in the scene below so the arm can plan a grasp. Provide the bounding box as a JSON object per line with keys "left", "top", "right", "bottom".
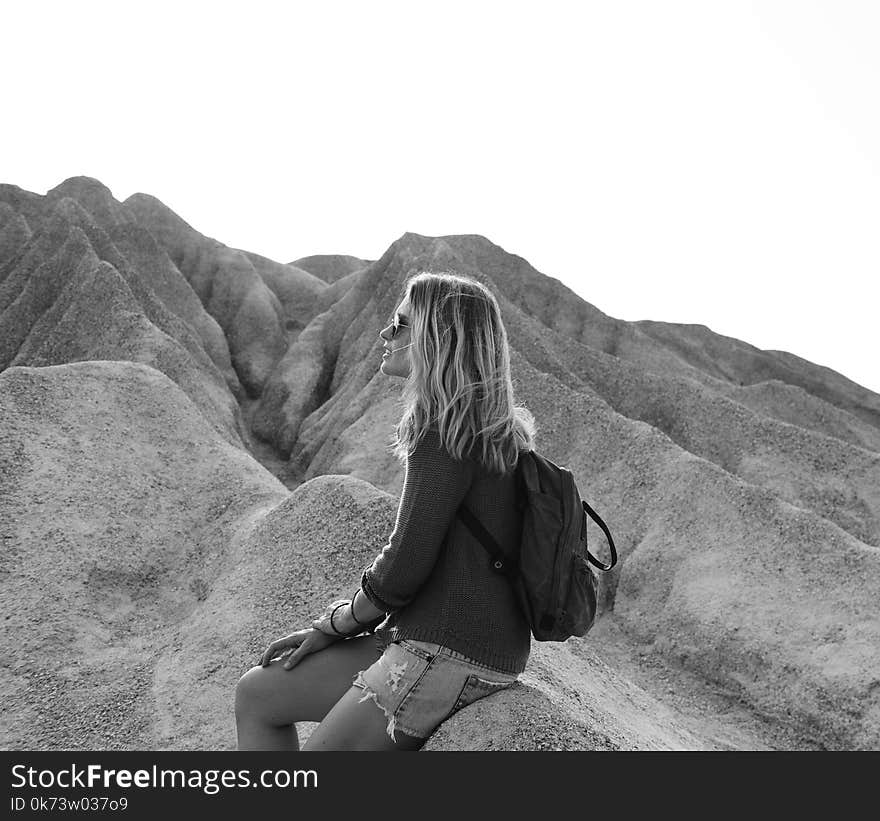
{"left": 379, "top": 296, "right": 413, "bottom": 379}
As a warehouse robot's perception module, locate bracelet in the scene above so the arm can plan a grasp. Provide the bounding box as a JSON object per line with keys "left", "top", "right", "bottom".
{"left": 349, "top": 591, "right": 371, "bottom": 628}
{"left": 328, "top": 600, "right": 351, "bottom": 637}
{"left": 351, "top": 589, "right": 384, "bottom": 634}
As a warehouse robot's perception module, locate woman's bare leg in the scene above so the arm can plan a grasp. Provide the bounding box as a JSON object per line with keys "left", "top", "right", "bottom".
{"left": 301, "top": 686, "right": 425, "bottom": 751}
{"left": 235, "top": 635, "right": 381, "bottom": 751}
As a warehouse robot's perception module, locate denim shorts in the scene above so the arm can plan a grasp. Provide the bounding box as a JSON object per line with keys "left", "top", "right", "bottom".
{"left": 351, "top": 639, "right": 518, "bottom": 743}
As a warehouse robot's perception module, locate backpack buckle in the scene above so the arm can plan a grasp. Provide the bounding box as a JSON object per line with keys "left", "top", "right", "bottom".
{"left": 490, "top": 555, "right": 519, "bottom": 578}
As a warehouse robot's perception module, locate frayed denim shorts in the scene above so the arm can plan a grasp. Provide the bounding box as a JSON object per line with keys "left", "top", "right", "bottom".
{"left": 351, "top": 638, "right": 518, "bottom": 743}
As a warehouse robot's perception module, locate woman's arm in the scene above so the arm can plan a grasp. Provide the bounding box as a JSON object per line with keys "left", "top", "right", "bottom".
{"left": 314, "top": 589, "right": 385, "bottom": 637}
{"left": 351, "top": 588, "right": 385, "bottom": 624}
{"left": 312, "top": 428, "right": 475, "bottom": 637}
{"left": 359, "top": 427, "right": 475, "bottom": 611}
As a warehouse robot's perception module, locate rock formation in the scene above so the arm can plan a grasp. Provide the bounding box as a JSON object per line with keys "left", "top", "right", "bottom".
{"left": 1, "top": 177, "right": 878, "bottom": 750}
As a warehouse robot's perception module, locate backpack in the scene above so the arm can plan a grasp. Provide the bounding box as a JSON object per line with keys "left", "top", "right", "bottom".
{"left": 456, "top": 449, "right": 618, "bottom": 642}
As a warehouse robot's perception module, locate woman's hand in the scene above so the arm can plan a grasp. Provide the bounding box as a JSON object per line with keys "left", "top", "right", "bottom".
{"left": 260, "top": 628, "right": 343, "bottom": 670}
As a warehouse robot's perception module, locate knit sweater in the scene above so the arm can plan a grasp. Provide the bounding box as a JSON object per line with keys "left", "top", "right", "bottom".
{"left": 360, "top": 425, "right": 531, "bottom": 674}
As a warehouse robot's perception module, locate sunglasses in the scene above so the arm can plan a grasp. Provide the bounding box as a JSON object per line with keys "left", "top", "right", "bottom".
{"left": 390, "top": 314, "right": 409, "bottom": 339}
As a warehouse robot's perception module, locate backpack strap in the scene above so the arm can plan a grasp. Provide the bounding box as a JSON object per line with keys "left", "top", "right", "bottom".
{"left": 582, "top": 500, "right": 618, "bottom": 571}
{"left": 457, "top": 505, "right": 520, "bottom": 579}
{"left": 460, "top": 500, "right": 619, "bottom": 574}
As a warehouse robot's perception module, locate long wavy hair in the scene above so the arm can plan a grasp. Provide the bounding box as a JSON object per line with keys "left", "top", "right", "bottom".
{"left": 389, "top": 271, "right": 537, "bottom": 475}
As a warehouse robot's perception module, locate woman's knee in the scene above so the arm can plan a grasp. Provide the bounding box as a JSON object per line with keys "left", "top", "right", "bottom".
{"left": 234, "top": 664, "right": 279, "bottom": 718}
{"left": 235, "top": 661, "right": 319, "bottom": 726}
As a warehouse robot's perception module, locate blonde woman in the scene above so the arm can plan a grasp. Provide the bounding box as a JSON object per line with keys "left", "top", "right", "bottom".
{"left": 235, "top": 271, "right": 536, "bottom": 751}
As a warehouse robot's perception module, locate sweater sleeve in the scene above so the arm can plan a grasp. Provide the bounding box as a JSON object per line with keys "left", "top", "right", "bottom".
{"left": 360, "top": 427, "right": 476, "bottom": 612}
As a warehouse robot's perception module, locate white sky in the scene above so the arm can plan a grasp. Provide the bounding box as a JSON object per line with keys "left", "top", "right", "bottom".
{"left": 3, "top": 1, "right": 878, "bottom": 394}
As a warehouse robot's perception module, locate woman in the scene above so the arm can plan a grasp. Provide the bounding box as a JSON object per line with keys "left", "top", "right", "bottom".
{"left": 235, "top": 271, "right": 537, "bottom": 751}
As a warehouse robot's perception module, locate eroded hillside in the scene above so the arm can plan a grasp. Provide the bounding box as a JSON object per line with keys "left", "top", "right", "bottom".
{"left": 2, "top": 177, "right": 878, "bottom": 750}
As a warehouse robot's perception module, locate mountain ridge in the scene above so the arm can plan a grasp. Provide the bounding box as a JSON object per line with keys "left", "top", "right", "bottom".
{"left": 1, "top": 176, "right": 878, "bottom": 750}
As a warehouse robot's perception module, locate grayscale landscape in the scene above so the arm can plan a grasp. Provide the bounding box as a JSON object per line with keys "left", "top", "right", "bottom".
{"left": 1, "top": 176, "right": 878, "bottom": 750}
